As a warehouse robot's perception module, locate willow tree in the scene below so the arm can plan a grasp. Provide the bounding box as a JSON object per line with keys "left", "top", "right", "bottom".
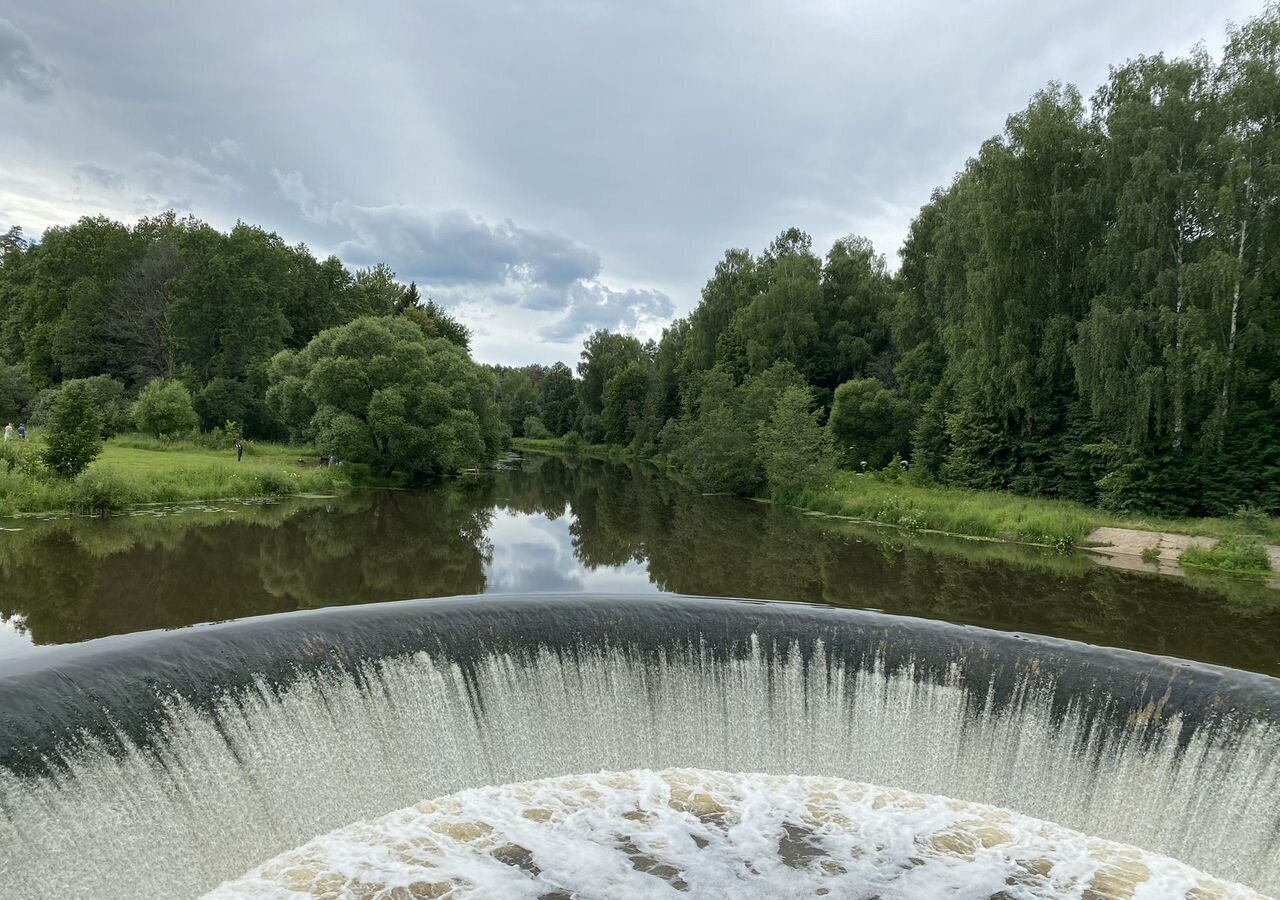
{"left": 1074, "top": 51, "right": 1215, "bottom": 452}
{"left": 1073, "top": 10, "right": 1280, "bottom": 512}
{"left": 267, "top": 316, "right": 503, "bottom": 478}
{"left": 917, "top": 85, "right": 1103, "bottom": 495}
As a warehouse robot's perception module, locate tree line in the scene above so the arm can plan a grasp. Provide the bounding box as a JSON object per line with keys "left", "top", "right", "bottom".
{"left": 1, "top": 8, "right": 1277, "bottom": 507}
{"left": 498, "top": 9, "right": 1280, "bottom": 516}
{"left": 0, "top": 213, "right": 500, "bottom": 478}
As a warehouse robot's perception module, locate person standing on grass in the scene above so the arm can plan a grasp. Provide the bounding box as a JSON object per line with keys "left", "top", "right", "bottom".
{"left": 235, "top": 438, "right": 245, "bottom": 462}
{"left": 16, "top": 424, "right": 25, "bottom": 440}
{"left": 3, "top": 423, "right": 12, "bottom": 442}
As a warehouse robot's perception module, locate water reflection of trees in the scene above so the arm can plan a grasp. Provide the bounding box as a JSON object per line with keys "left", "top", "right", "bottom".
{"left": 0, "top": 491, "right": 493, "bottom": 645}
{"left": 1, "top": 456, "right": 1277, "bottom": 673}
{"left": 501, "top": 456, "right": 1280, "bottom": 674}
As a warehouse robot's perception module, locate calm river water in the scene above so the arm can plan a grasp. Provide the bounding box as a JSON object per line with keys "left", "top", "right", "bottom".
{"left": 0, "top": 453, "right": 1276, "bottom": 673}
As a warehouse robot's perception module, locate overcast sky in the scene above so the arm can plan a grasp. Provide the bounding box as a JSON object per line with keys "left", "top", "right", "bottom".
{"left": 0, "top": 1, "right": 1262, "bottom": 365}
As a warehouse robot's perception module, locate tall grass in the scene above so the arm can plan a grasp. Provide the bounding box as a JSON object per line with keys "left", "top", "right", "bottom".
{"left": 787, "top": 471, "right": 1280, "bottom": 552}
{"left": 1181, "top": 535, "right": 1272, "bottom": 575}
{"left": 789, "top": 473, "right": 1095, "bottom": 549}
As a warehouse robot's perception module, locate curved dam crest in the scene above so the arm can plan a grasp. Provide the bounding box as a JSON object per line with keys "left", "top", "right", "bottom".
{"left": 0, "top": 594, "right": 1278, "bottom": 898}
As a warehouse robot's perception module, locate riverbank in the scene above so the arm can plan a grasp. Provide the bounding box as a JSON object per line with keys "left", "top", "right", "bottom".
{"left": 512, "top": 437, "right": 635, "bottom": 462}
{"left": 514, "top": 443, "right": 1280, "bottom": 579}
{"left": 0, "top": 435, "right": 352, "bottom": 517}
{"left": 789, "top": 476, "right": 1280, "bottom": 578}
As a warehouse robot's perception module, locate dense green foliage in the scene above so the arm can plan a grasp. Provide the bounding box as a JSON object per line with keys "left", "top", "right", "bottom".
{"left": 3, "top": 8, "right": 1277, "bottom": 512}
{"left": 0, "top": 363, "right": 33, "bottom": 423}
{"left": 29, "top": 376, "right": 132, "bottom": 437}
{"left": 496, "top": 10, "right": 1280, "bottom": 513}
{"left": 42, "top": 381, "right": 103, "bottom": 477}
{"left": 0, "top": 213, "right": 486, "bottom": 480}
{"left": 132, "top": 378, "right": 199, "bottom": 438}
{"left": 267, "top": 317, "right": 503, "bottom": 478}
{"left": 757, "top": 385, "right": 836, "bottom": 500}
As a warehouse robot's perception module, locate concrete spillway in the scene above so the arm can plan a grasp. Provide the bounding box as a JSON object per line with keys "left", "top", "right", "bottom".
{"left": 0, "top": 594, "right": 1277, "bottom": 898}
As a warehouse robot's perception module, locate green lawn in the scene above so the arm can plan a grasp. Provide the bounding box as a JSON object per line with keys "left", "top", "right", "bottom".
{"left": 0, "top": 434, "right": 350, "bottom": 517}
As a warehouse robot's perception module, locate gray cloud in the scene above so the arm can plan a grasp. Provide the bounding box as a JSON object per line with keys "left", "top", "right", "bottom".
{"left": 0, "top": 20, "right": 55, "bottom": 100}
{"left": 0, "top": 0, "right": 1258, "bottom": 363}
{"left": 71, "top": 163, "right": 124, "bottom": 191}
{"left": 539, "top": 282, "right": 674, "bottom": 342}
{"left": 272, "top": 170, "right": 329, "bottom": 224}
{"left": 139, "top": 152, "right": 239, "bottom": 201}
{"left": 331, "top": 201, "right": 601, "bottom": 288}
{"left": 310, "top": 192, "right": 669, "bottom": 342}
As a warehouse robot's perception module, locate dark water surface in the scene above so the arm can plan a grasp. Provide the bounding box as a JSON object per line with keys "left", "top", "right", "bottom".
{"left": 0, "top": 453, "right": 1277, "bottom": 673}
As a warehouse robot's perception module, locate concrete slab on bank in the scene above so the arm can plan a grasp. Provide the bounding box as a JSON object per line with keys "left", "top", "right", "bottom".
{"left": 1084, "top": 526, "right": 1280, "bottom": 585}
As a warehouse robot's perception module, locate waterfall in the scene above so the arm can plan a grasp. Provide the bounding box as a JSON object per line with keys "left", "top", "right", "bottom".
{"left": 1, "top": 594, "right": 1277, "bottom": 899}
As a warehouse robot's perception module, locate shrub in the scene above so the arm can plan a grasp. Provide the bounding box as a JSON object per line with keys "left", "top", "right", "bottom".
{"left": 194, "top": 377, "right": 253, "bottom": 432}
{"left": 1232, "top": 505, "right": 1271, "bottom": 532}
{"left": 0, "top": 362, "right": 34, "bottom": 423}
{"left": 251, "top": 468, "right": 297, "bottom": 497}
{"left": 71, "top": 469, "right": 132, "bottom": 516}
{"left": 756, "top": 385, "right": 835, "bottom": 500}
{"left": 580, "top": 413, "right": 606, "bottom": 444}
{"left": 133, "top": 379, "right": 199, "bottom": 438}
{"left": 26, "top": 376, "right": 131, "bottom": 436}
{"left": 0, "top": 439, "right": 43, "bottom": 477}
{"left": 265, "top": 316, "right": 503, "bottom": 478}
{"left": 42, "top": 381, "right": 104, "bottom": 478}
{"left": 829, "top": 377, "right": 912, "bottom": 469}
{"left": 522, "top": 416, "right": 552, "bottom": 439}
{"left": 26, "top": 387, "right": 61, "bottom": 427}
{"left": 881, "top": 453, "right": 909, "bottom": 483}
{"left": 562, "top": 431, "right": 584, "bottom": 455}
{"left": 77, "top": 376, "right": 132, "bottom": 436}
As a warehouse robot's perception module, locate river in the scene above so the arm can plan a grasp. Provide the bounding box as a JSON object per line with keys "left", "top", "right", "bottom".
{"left": 0, "top": 452, "right": 1276, "bottom": 674}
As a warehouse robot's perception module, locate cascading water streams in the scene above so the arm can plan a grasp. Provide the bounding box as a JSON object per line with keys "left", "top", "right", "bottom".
{"left": 0, "top": 594, "right": 1277, "bottom": 899}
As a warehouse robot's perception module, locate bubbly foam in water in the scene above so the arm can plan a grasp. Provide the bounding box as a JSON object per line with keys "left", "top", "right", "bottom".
{"left": 204, "top": 768, "right": 1263, "bottom": 899}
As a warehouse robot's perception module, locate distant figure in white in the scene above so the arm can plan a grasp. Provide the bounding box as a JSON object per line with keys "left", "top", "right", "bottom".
{"left": 3, "top": 423, "right": 12, "bottom": 442}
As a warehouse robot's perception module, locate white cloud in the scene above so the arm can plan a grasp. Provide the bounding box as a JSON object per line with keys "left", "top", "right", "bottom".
{"left": 208, "top": 138, "right": 245, "bottom": 163}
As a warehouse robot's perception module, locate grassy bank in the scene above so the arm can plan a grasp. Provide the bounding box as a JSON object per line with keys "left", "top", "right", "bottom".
{"left": 1180, "top": 535, "right": 1274, "bottom": 576}
{"left": 789, "top": 472, "right": 1280, "bottom": 552}
{"left": 515, "top": 442, "right": 1278, "bottom": 576}
{"left": 511, "top": 437, "right": 635, "bottom": 462}
{"left": 0, "top": 434, "right": 353, "bottom": 517}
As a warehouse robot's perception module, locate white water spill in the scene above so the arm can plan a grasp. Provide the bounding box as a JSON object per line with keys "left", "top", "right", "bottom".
{"left": 205, "top": 768, "right": 1263, "bottom": 899}
{"left": 3, "top": 632, "right": 1279, "bottom": 898}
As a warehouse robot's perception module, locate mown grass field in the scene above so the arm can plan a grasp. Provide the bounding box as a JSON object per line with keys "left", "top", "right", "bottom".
{"left": 0, "top": 433, "right": 350, "bottom": 517}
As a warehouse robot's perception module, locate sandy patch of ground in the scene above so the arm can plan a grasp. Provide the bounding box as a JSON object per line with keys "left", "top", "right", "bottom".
{"left": 1085, "top": 526, "right": 1280, "bottom": 584}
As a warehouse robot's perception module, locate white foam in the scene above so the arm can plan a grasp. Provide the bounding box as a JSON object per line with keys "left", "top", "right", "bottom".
{"left": 204, "top": 769, "right": 1265, "bottom": 899}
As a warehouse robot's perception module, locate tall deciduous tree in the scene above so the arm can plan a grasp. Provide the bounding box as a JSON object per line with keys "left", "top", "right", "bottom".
{"left": 266, "top": 316, "right": 502, "bottom": 478}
